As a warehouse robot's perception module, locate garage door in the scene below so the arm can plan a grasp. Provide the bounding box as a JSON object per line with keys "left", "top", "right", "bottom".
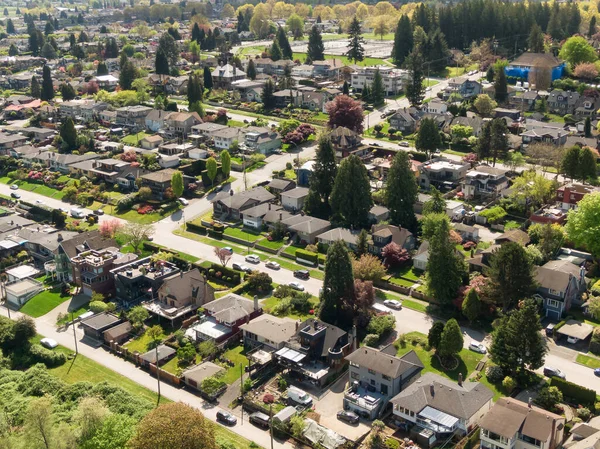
{"left": 546, "top": 309, "right": 561, "bottom": 320}
{"left": 82, "top": 286, "right": 93, "bottom": 297}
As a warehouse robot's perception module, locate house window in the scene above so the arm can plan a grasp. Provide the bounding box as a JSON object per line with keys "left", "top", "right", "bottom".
{"left": 547, "top": 299, "right": 561, "bottom": 308}
{"left": 351, "top": 372, "right": 360, "bottom": 380}
{"left": 381, "top": 384, "right": 388, "bottom": 395}
{"left": 370, "top": 379, "right": 376, "bottom": 386}
{"left": 548, "top": 289, "right": 563, "bottom": 298}
{"left": 368, "top": 368, "right": 376, "bottom": 375}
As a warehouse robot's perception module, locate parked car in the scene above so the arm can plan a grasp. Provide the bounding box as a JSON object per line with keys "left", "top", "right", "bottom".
{"left": 178, "top": 197, "right": 189, "bottom": 206}
{"left": 567, "top": 336, "right": 579, "bottom": 344}
{"left": 469, "top": 342, "right": 487, "bottom": 354}
{"left": 383, "top": 299, "right": 402, "bottom": 310}
{"left": 543, "top": 366, "right": 566, "bottom": 379}
{"left": 294, "top": 269, "right": 310, "bottom": 280}
{"left": 10, "top": 192, "right": 20, "bottom": 199}
{"left": 35, "top": 199, "right": 44, "bottom": 204}
{"left": 399, "top": 141, "right": 410, "bottom": 147}
{"left": 40, "top": 338, "right": 58, "bottom": 349}
{"left": 93, "top": 209, "right": 104, "bottom": 216}
{"left": 337, "top": 410, "right": 359, "bottom": 425}
{"left": 288, "top": 281, "right": 305, "bottom": 291}
{"left": 9, "top": 184, "right": 18, "bottom": 190}
{"left": 594, "top": 368, "right": 600, "bottom": 377}
{"left": 545, "top": 323, "right": 555, "bottom": 337}
{"left": 216, "top": 411, "right": 237, "bottom": 426}
{"left": 222, "top": 247, "right": 233, "bottom": 254}
{"left": 265, "top": 261, "right": 280, "bottom": 270}
{"left": 249, "top": 412, "right": 270, "bottom": 429}
{"left": 245, "top": 254, "right": 260, "bottom": 264}
{"left": 287, "top": 386, "right": 312, "bottom": 406}
{"left": 232, "top": 263, "right": 251, "bottom": 273}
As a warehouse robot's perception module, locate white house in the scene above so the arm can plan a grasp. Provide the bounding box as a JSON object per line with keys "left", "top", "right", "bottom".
{"left": 424, "top": 99, "right": 448, "bottom": 114}
{"left": 212, "top": 127, "right": 245, "bottom": 150}
{"left": 239, "top": 314, "right": 298, "bottom": 351}
{"left": 281, "top": 187, "right": 309, "bottom": 212}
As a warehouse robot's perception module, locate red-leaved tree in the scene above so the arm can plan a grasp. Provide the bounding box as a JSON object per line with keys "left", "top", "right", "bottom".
{"left": 326, "top": 95, "right": 364, "bottom": 133}
{"left": 99, "top": 219, "right": 123, "bottom": 238}
{"left": 381, "top": 242, "right": 410, "bottom": 268}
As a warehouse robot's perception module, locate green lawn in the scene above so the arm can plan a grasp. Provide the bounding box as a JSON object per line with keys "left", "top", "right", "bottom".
{"left": 220, "top": 345, "right": 250, "bottom": 384}
{"left": 396, "top": 332, "right": 484, "bottom": 383}
{"left": 224, "top": 226, "right": 263, "bottom": 243}
{"left": 20, "top": 288, "right": 72, "bottom": 318}
{"left": 214, "top": 425, "right": 261, "bottom": 449}
{"left": 577, "top": 354, "right": 600, "bottom": 369}
{"left": 262, "top": 294, "right": 319, "bottom": 321}
{"left": 57, "top": 303, "right": 90, "bottom": 326}
{"left": 389, "top": 277, "right": 416, "bottom": 288}
{"left": 112, "top": 208, "right": 167, "bottom": 224}
{"left": 363, "top": 32, "right": 395, "bottom": 40}
{"left": 125, "top": 328, "right": 167, "bottom": 353}
{"left": 2, "top": 179, "right": 65, "bottom": 200}
{"left": 228, "top": 119, "right": 246, "bottom": 128}
{"left": 255, "top": 238, "right": 285, "bottom": 251}
{"left": 292, "top": 52, "right": 391, "bottom": 67}
{"left": 393, "top": 266, "right": 423, "bottom": 281}
{"left": 568, "top": 309, "right": 600, "bottom": 328}
{"left": 375, "top": 290, "right": 428, "bottom": 313}
{"left": 121, "top": 132, "right": 150, "bottom": 146}
{"left": 444, "top": 64, "right": 479, "bottom": 78}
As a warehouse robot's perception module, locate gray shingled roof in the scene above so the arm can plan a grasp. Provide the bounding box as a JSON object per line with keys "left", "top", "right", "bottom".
{"left": 346, "top": 347, "right": 424, "bottom": 379}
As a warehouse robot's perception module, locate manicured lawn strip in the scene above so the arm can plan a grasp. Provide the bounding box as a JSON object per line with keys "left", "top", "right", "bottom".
{"left": 389, "top": 277, "right": 415, "bottom": 288}
{"left": 292, "top": 52, "right": 391, "bottom": 67}
{"left": 121, "top": 131, "right": 150, "bottom": 145}
{"left": 220, "top": 345, "right": 250, "bottom": 384}
{"left": 125, "top": 328, "right": 168, "bottom": 353}
{"left": 224, "top": 226, "right": 263, "bottom": 242}
{"left": 57, "top": 303, "right": 90, "bottom": 326}
{"left": 394, "top": 266, "right": 423, "bottom": 281}
{"left": 396, "top": 332, "right": 484, "bottom": 383}
{"left": 255, "top": 238, "right": 285, "bottom": 250}
{"left": 147, "top": 242, "right": 199, "bottom": 263}
{"left": 577, "top": 354, "right": 600, "bottom": 369}
{"left": 375, "top": 289, "right": 428, "bottom": 313}
{"left": 20, "top": 288, "right": 72, "bottom": 318}
{"left": 214, "top": 424, "right": 261, "bottom": 449}
{"left": 111, "top": 208, "right": 166, "bottom": 224}
{"left": 228, "top": 120, "right": 246, "bottom": 128}
{"left": 262, "top": 295, "right": 319, "bottom": 321}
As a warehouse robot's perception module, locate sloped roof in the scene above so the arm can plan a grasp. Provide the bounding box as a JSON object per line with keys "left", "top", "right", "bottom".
{"left": 346, "top": 347, "right": 424, "bottom": 379}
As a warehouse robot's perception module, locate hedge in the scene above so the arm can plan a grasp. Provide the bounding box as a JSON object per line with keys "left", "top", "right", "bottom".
{"left": 590, "top": 328, "right": 600, "bottom": 355}
{"left": 550, "top": 377, "right": 596, "bottom": 405}
{"left": 296, "top": 248, "right": 318, "bottom": 264}
{"left": 186, "top": 222, "right": 208, "bottom": 235}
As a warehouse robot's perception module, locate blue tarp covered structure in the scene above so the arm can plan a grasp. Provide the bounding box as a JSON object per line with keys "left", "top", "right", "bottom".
{"left": 505, "top": 62, "right": 566, "bottom": 81}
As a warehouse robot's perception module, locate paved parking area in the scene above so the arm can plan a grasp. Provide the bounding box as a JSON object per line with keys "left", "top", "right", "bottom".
{"left": 312, "top": 374, "right": 371, "bottom": 441}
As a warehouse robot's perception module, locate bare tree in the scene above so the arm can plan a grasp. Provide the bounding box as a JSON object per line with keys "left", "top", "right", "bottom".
{"left": 526, "top": 142, "right": 563, "bottom": 176}
{"left": 214, "top": 247, "right": 232, "bottom": 267}
{"left": 528, "top": 60, "right": 552, "bottom": 91}
{"left": 121, "top": 223, "right": 155, "bottom": 253}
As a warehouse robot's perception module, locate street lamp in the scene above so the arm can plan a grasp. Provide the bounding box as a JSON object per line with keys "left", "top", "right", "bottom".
{"left": 156, "top": 345, "right": 161, "bottom": 406}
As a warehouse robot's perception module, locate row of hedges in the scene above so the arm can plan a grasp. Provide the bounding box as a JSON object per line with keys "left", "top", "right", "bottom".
{"left": 550, "top": 377, "right": 597, "bottom": 405}
{"left": 590, "top": 328, "right": 600, "bottom": 356}
{"left": 141, "top": 242, "right": 193, "bottom": 270}
{"left": 186, "top": 222, "right": 208, "bottom": 235}
{"left": 193, "top": 262, "right": 242, "bottom": 286}
{"left": 296, "top": 248, "right": 317, "bottom": 264}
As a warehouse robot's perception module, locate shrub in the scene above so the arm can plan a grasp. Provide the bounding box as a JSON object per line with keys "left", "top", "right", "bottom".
{"left": 363, "top": 334, "right": 380, "bottom": 347}
{"left": 90, "top": 301, "right": 108, "bottom": 313}
{"left": 536, "top": 386, "right": 563, "bottom": 410}
{"left": 486, "top": 365, "right": 504, "bottom": 384}
{"left": 577, "top": 407, "right": 592, "bottom": 421}
{"left": 277, "top": 377, "right": 288, "bottom": 391}
{"left": 289, "top": 293, "right": 311, "bottom": 313}
{"left": 550, "top": 377, "right": 596, "bottom": 405}
{"left": 502, "top": 376, "right": 517, "bottom": 393}
{"left": 296, "top": 248, "right": 318, "bottom": 264}
{"left": 479, "top": 206, "right": 507, "bottom": 224}
{"left": 591, "top": 280, "right": 600, "bottom": 296}
{"left": 385, "top": 439, "right": 400, "bottom": 449}
{"left": 367, "top": 315, "right": 396, "bottom": 338}
{"left": 271, "top": 298, "right": 292, "bottom": 316}
{"left": 263, "top": 393, "right": 275, "bottom": 404}
{"left": 29, "top": 344, "right": 67, "bottom": 367}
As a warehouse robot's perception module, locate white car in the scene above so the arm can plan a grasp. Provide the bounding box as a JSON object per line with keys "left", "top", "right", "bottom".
{"left": 383, "top": 299, "right": 402, "bottom": 310}
{"left": 232, "top": 263, "right": 251, "bottom": 273}
{"left": 9, "top": 184, "right": 18, "bottom": 190}
{"left": 178, "top": 197, "right": 189, "bottom": 206}
{"left": 40, "top": 338, "right": 58, "bottom": 349}
{"left": 265, "top": 261, "right": 280, "bottom": 270}
{"left": 35, "top": 199, "right": 44, "bottom": 204}
{"left": 469, "top": 341, "right": 487, "bottom": 354}
{"left": 245, "top": 254, "right": 260, "bottom": 264}
{"left": 567, "top": 336, "right": 579, "bottom": 344}
{"left": 288, "top": 281, "right": 305, "bottom": 291}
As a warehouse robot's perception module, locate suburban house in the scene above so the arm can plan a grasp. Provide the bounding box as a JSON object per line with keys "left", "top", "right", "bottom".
{"left": 281, "top": 187, "right": 309, "bottom": 212}
{"left": 115, "top": 105, "right": 153, "bottom": 128}
{"left": 510, "top": 90, "right": 541, "bottom": 111}
{"left": 211, "top": 64, "right": 246, "bottom": 89}
{"left": 267, "top": 179, "right": 296, "bottom": 196}
{"left": 211, "top": 186, "right": 275, "bottom": 221}
{"left": 520, "top": 126, "right": 567, "bottom": 148}
{"left": 574, "top": 93, "right": 600, "bottom": 118}
{"left": 189, "top": 293, "right": 261, "bottom": 342}
{"left": 244, "top": 127, "right": 282, "bottom": 154}
{"left": 241, "top": 203, "right": 285, "bottom": 230}
{"left": 505, "top": 52, "right": 564, "bottom": 83}
{"left": 317, "top": 228, "right": 359, "bottom": 251}
{"left": 370, "top": 205, "right": 390, "bottom": 223}
{"left": 0, "top": 134, "right": 28, "bottom": 153}
{"left": 444, "top": 76, "right": 482, "bottom": 99}
{"left": 345, "top": 346, "right": 424, "bottom": 420}
{"left": 212, "top": 127, "right": 245, "bottom": 150}
{"left": 535, "top": 259, "right": 587, "bottom": 320}
{"left": 181, "top": 362, "right": 225, "bottom": 391}
{"left": 547, "top": 90, "right": 580, "bottom": 115}
{"left": 495, "top": 229, "right": 530, "bottom": 246}
{"left": 145, "top": 109, "right": 171, "bottom": 132}
{"left": 19, "top": 228, "right": 78, "bottom": 269}
{"left": 71, "top": 248, "right": 137, "bottom": 297}
{"left": 140, "top": 134, "right": 164, "bottom": 150}
{"left": 164, "top": 112, "right": 203, "bottom": 138}
{"left": 190, "top": 123, "right": 229, "bottom": 139}
{"left": 454, "top": 223, "right": 479, "bottom": 242}
{"left": 80, "top": 312, "right": 122, "bottom": 343}
{"left": 54, "top": 231, "right": 117, "bottom": 283}
{"left": 479, "top": 398, "right": 565, "bottom": 449}
{"left": 370, "top": 224, "right": 416, "bottom": 253}
{"left": 312, "top": 59, "right": 344, "bottom": 78}
{"left": 5, "top": 278, "right": 44, "bottom": 309}
{"left": 391, "top": 372, "right": 494, "bottom": 445}
{"left": 461, "top": 165, "right": 510, "bottom": 200}
{"left": 413, "top": 242, "right": 429, "bottom": 271}
{"left": 139, "top": 168, "right": 193, "bottom": 199}
{"left": 240, "top": 314, "right": 298, "bottom": 352}
{"left": 274, "top": 318, "right": 352, "bottom": 387}
{"left": 284, "top": 215, "right": 331, "bottom": 244}
{"left": 389, "top": 108, "right": 419, "bottom": 134}
{"left": 329, "top": 126, "right": 367, "bottom": 161}
{"left": 424, "top": 100, "right": 448, "bottom": 115}
{"left": 103, "top": 321, "right": 133, "bottom": 345}
{"left": 69, "top": 159, "right": 146, "bottom": 190}
{"left": 448, "top": 116, "right": 485, "bottom": 137}
{"left": 556, "top": 184, "right": 600, "bottom": 210}
{"left": 419, "top": 158, "right": 470, "bottom": 190}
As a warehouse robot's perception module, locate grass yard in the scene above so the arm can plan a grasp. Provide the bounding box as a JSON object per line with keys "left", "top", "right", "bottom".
{"left": 375, "top": 290, "right": 428, "bottom": 313}
{"left": 57, "top": 303, "right": 90, "bottom": 326}
{"left": 220, "top": 345, "right": 250, "bottom": 384}
{"left": 20, "top": 288, "right": 72, "bottom": 318}
{"left": 121, "top": 132, "right": 150, "bottom": 146}
{"left": 396, "top": 332, "right": 484, "bottom": 383}
{"left": 444, "top": 64, "right": 479, "bottom": 78}
{"left": 262, "top": 295, "right": 319, "bottom": 321}
{"left": 363, "top": 32, "right": 395, "bottom": 40}
{"left": 214, "top": 424, "right": 261, "bottom": 449}
{"left": 255, "top": 238, "right": 286, "bottom": 251}
{"left": 124, "top": 327, "right": 168, "bottom": 353}
{"left": 393, "top": 266, "right": 423, "bottom": 282}
{"left": 111, "top": 208, "right": 165, "bottom": 224}
{"left": 224, "top": 226, "right": 263, "bottom": 243}
{"left": 577, "top": 354, "right": 600, "bottom": 369}
{"left": 162, "top": 354, "right": 201, "bottom": 375}
{"left": 389, "top": 277, "right": 416, "bottom": 288}
{"left": 228, "top": 119, "right": 246, "bottom": 128}
{"left": 292, "top": 52, "right": 391, "bottom": 67}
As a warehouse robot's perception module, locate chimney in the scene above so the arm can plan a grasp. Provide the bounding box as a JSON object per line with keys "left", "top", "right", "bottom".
{"left": 253, "top": 295, "right": 258, "bottom": 312}
{"left": 268, "top": 203, "right": 271, "bottom": 210}
{"left": 528, "top": 397, "right": 533, "bottom": 408}
{"left": 279, "top": 213, "right": 282, "bottom": 220}
{"left": 458, "top": 372, "right": 463, "bottom": 387}
{"left": 430, "top": 384, "right": 435, "bottom": 397}
{"left": 57, "top": 233, "right": 63, "bottom": 242}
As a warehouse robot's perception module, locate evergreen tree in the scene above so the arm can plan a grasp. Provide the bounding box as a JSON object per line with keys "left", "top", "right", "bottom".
{"left": 40, "top": 65, "right": 54, "bottom": 101}
{"left": 585, "top": 116, "right": 592, "bottom": 137}
{"left": 487, "top": 242, "right": 536, "bottom": 311}
{"left": 385, "top": 152, "right": 418, "bottom": 232}
{"left": 546, "top": 8, "right": 563, "bottom": 40}
{"left": 562, "top": 145, "right": 581, "bottom": 180}
{"left": 405, "top": 49, "right": 425, "bottom": 106}
{"left": 304, "top": 134, "right": 338, "bottom": 218}
{"left": 427, "top": 28, "right": 449, "bottom": 73}
{"left": 187, "top": 74, "right": 203, "bottom": 105}
{"left": 489, "top": 299, "right": 547, "bottom": 376}
{"left": 371, "top": 69, "right": 385, "bottom": 107}
{"left": 589, "top": 15, "right": 597, "bottom": 37}
{"left": 318, "top": 240, "right": 355, "bottom": 329}
{"left": 490, "top": 118, "right": 508, "bottom": 166}
{"left": 237, "top": 11, "right": 245, "bottom": 33}
{"left": 247, "top": 59, "right": 256, "bottom": 80}
{"left": 342, "top": 81, "right": 349, "bottom": 95}
{"left": 100, "top": 25, "right": 108, "bottom": 33}
{"left": 276, "top": 26, "right": 292, "bottom": 60}
{"left": 78, "top": 31, "right": 88, "bottom": 43}
{"left": 203, "top": 66, "right": 213, "bottom": 90}
{"left": 155, "top": 49, "right": 170, "bottom": 76}
{"left": 528, "top": 23, "right": 545, "bottom": 53}
{"left": 345, "top": 16, "right": 365, "bottom": 63}
{"left": 44, "top": 21, "right": 54, "bottom": 36}
{"left": 462, "top": 288, "right": 482, "bottom": 323}
{"left": 270, "top": 41, "right": 282, "bottom": 61}
{"left": 104, "top": 38, "right": 119, "bottom": 58}
{"left": 41, "top": 42, "right": 57, "bottom": 59}
{"left": 392, "top": 14, "right": 413, "bottom": 67}
{"left": 423, "top": 186, "right": 446, "bottom": 215}
{"left": 307, "top": 25, "right": 325, "bottom": 62}
{"left": 60, "top": 117, "right": 78, "bottom": 153}
{"left": 494, "top": 67, "right": 508, "bottom": 103}
{"left": 171, "top": 170, "right": 184, "bottom": 198}
{"left": 119, "top": 59, "right": 137, "bottom": 90}
{"left": 580, "top": 147, "right": 598, "bottom": 181}
{"left": 60, "top": 83, "right": 76, "bottom": 100}
{"left": 361, "top": 84, "right": 371, "bottom": 103}
{"left": 30, "top": 76, "right": 40, "bottom": 98}
{"left": 97, "top": 62, "right": 108, "bottom": 76}
{"left": 8, "top": 44, "right": 18, "bottom": 56}
{"left": 330, "top": 155, "right": 372, "bottom": 229}
{"left": 261, "top": 78, "right": 276, "bottom": 109}
{"left": 6, "top": 18, "right": 14, "bottom": 34}
{"left": 355, "top": 229, "right": 369, "bottom": 257}
{"left": 167, "top": 26, "right": 181, "bottom": 41}
{"left": 157, "top": 32, "right": 178, "bottom": 68}
{"left": 428, "top": 321, "right": 445, "bottom": 349}
{"left": 192, "top": 22, "right": 201, "bottom": 43}
{"left": 438, "top": 319, "right": 464, "bottom": 359}
{"left": 415, "top": 117, "right": 441, "bottom": 158}
{"left": 425, "top": 213, "right": 465, "bottom": 306}
{"left": 477, "top": 120, "right": 492, "bottom": 161}
{"left": 28, "top": 29, "right": 43, "bottom": 56}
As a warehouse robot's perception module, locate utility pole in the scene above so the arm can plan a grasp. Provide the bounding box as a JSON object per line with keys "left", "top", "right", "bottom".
{"left": 71, "top": 312, "right": 78, "bottom": 354}
{"left": 156, "top": 345, "right": 161, "bottom": 406}
{"left": 240, "top": 363, "right": 244, "bottom": 425}
{"left": 269, "top": 403, "right": 274, "bottom": 449}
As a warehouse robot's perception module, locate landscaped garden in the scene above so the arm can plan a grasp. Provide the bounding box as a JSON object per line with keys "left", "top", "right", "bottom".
{"left": 219, "top": 345, "right": 250, "bottom": 384}
{"left": 20, "top": 287, "right": 72, "bottom": 318}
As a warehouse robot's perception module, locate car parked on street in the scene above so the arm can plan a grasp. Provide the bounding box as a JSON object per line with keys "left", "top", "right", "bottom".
{"left": 40, "top": 338, "right": 58, "bottom": 349}
{"left": 289, "top": 281, "right": 305, "bottom": 291}
{"left": 383, "top": 299, "right": 402, "bottom": 310}
{"left": 10, "top": 184, "right": 18, "bottom": 190}
{"left": 543, "top": 366, "right": 566, "bottom": 379}
{"left": 216, "top": 411, "right": 237, "bottom": 426}
{"left": 294, "top": 269, "right": 310, "bottom": 280}
{"left": 10, "top": 192, "right": 20, "bottom": 199}
{"left": 245, "top": 254, "right": 260, "bottom": 264}
{"left": 232, "top": 263, "right": 251, "bottom": 273}
{"left": 265, "top": 261, "right": 280, "bottom": 270}
{"left": 222, "top": 247, "right": 233, "bottom": 254}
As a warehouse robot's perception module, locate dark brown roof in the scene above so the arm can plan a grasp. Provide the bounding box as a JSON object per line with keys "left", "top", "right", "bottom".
{"left": 103, "top": 321, "right": 133, "bottom": 341}
{"left": 80, "top": 312, "right": 121, "bottom": 331}
{"left": 512, "top": 52, "right": 562, "bottom": 68}
{"left": 495, "top": 229, "right": 530, "bottom": 246}
{"left": 60, "top": 230, "right": 117, "bottom": 260}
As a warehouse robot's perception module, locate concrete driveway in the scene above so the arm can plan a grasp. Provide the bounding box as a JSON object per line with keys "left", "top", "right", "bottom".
{"left": 313, "top": 374, "right": 371, "bottom": 441}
